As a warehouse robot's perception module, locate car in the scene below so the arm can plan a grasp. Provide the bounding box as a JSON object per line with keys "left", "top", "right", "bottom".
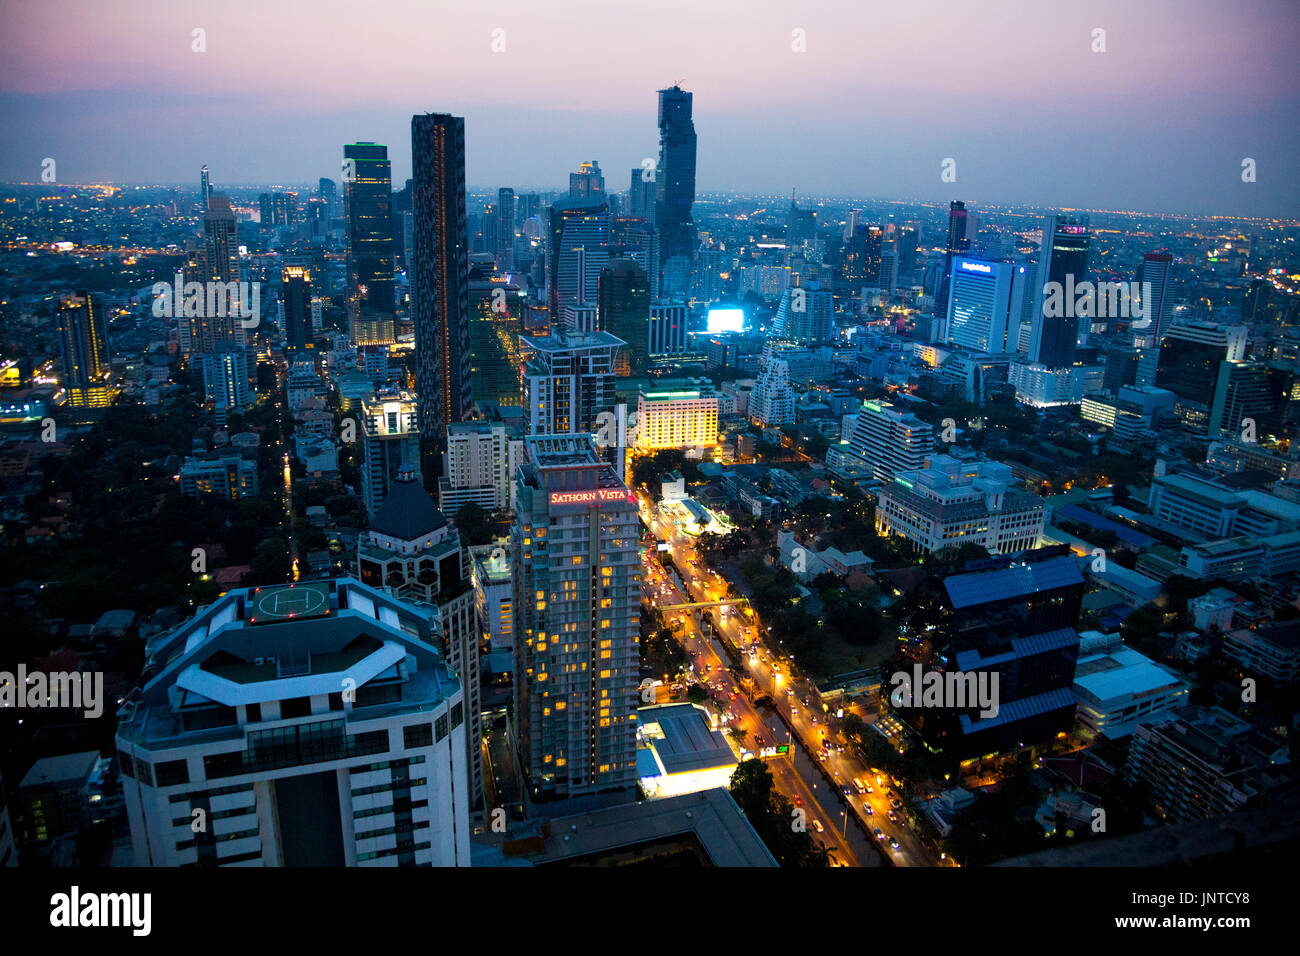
{"left": 794, "top": 795, "right": 803, "bottom": 807}
{"left": 890, "top": 838, "right": 900, "bottom": 850}
{"left": 887, "top": 811, "right": 897, "bottom": 822}
{"left": 841, "top": 785, "right": 853, "bottom": 797}
{"left": 873, "top": 827, "right": 883, "bottom": 838}
{"left": 812, "top": 819, "right": 825, "bottom": 833}
{"left": 864, "top": 786, "right": 873, "bottom": 794}
{"left": 864, "top": 804, "right": 873, "bottom": 815}
{"left": 755, "top": 735, "right": 764, "bottom": 745}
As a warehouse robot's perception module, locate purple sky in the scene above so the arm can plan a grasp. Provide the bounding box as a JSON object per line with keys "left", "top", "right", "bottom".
{"left": 2, "top": 0, "right": 1297, "bottom": 215}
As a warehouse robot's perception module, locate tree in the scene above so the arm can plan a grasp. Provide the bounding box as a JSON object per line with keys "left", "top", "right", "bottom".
{"left": 453, "top": 502, "right": 496, "bottom": 546}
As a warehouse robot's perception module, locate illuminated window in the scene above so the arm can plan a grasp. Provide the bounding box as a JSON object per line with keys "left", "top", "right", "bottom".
{"left": 599, "top": 669, "right": 611, "bottom": 679}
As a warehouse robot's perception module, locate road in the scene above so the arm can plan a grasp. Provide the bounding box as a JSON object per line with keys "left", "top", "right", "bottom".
{"left": 641, "top": 495, "right": 942, "bottom": 867}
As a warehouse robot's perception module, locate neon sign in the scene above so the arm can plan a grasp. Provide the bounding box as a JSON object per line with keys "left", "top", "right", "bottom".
{"left": 960, "top": 261, "right": 993, "bottom": 274}
{"left": 549, "top": 489, "right": 636, "bottom": 506}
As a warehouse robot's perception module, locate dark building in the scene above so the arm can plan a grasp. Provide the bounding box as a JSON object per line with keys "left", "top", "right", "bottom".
{"left": 1029, "top": 215, "right": 1091, "bottom": 370}
{"left": 281, "top": 265, "right": 312, "bottom": 348}
{"left": 58, "top": 291, "right": 110, "bottom": 408}
{"left": 496, "top": 188, "right": 515, "bottom": 267}
{"left": 933, "top": 201, "right": 970, "bottom": 319}
{"left": 343, "top": 142, "right": 397, "bottom": 345}
{"left": 411, "top": 113, "right": 472, "bottom": 445}
{"left": 598, "top": 258, "right": 651, "bottom": 375}
{"left": 896, "top": 225, "right": 919, "bottom": 281}
{"left": 654, "top": 86, "right": 697, "bottom": 279}
{"left": 904, "top": 553, "right": 1086, "bottom": 761}
{"left": 841, "top": 224, "right": 882, "bottom": 289}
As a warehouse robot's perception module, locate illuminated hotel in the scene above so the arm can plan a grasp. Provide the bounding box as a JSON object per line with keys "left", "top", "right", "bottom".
{"left": 511, "top": 434, "right": 640, "bottom": 800}
{"left": 635, "top": 386, "right": 718, "bottom": 451}
{"left": 57, "top": 292, "right": 111, "bottom": 408}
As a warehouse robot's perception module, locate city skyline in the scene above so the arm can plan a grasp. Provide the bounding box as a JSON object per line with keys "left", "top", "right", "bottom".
{"left": 1, "top": 0, "right": 1297, "bottom": 216}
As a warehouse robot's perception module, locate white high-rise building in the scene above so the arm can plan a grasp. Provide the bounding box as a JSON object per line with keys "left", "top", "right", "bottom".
{"left": 116, "top": 578, "right": 471, "bottom": 866}
{"left": 944, "top": 256, "right": 1031, "bottom": 354}
{"left": 521, "top": 329, "right": 622, "bottom": 437}
{"left": 843, "top": 400, "right": 933, "bottom": 480}
{"left": 748, "top": 358, "right": 797, "bottom": 427}
{"left": 438, "top": 420, "right": 523, "bottom": 516}
{"left": 772, "top": 285, "right": 833, "bottom": 343}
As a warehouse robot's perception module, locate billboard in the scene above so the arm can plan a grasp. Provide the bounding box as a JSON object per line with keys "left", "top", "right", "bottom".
{"left": 706, "top": 307, "right": 745, "bottom": 333}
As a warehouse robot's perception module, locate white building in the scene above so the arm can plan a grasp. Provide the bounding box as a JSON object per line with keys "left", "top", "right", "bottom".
{"left": 875, "top": 455, "right": 1045, "bottom": 556}
{"left": 116, "top": 578, "right": 471, "bottom": 867}
{"left": 842, "top": 399, "right": 933, "bottom": 480}
{"left": 748, "top": 358, "right": 797, "bottom": 427}
{"left": 361, "top": 388, "right": 420, "bottom": 520}
{"left": 438, "top": 420, "right": 522, "bottom": 516}
{"left": 1072, "top": 631, "right": 1189, "bottom": 739}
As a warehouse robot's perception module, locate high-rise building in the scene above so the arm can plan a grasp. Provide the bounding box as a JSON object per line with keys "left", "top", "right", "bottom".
{"left": 412, "top": 114, "right": 472, "bottom": 443}
{"left": 361, "top": 389, "right": 421, "bottom": 519}
{"left": 496, "top": 188, "right": 516, "bottom": 268}
{"left": 1209, "top": 360, "right": 1285, "bottom": 439}
{"left": 636, "top": 386, "right": 719, "bottom": 450}
{"left": 200, "top": 165, "right": 212, "bottom": 213}
{"left": 841, "top": 224, "right": 881, "bottom": 290}
{"left": 648, "top": 300, "right": 689, "bottom": 357}
{"left": 521, "top": 329, "right": 622, "bottom": 439}
{"left": 569, "top": 160, "right": 605, "bottom": 205}
{"left": 202, "top": 194, "right": 239, "bottom": 284}
{"left": 343, "top": 143, "right": 397, "bottom": 346}
{"left": 318, "top": 177, "right": 337, "bottom": 218}
{"left": 57, "top": 292, "right": 111, "bottom": 408}
{"left": 282, "top": 265, "right": 312, "bottom": 348}
{"left": 897, "top": 224, "right": 919, "bottom": 281}
{"left": 1134, "top": 253, "right": 1173, "bottom": 348}
{"left": 1155, "top": 322, "right": 1249, "bottom": 429}
{"left": 598, "top": 259, "right": 650, "bottom": 374}
{"left": 654, "top": 86, "right": 697, "bottom": 290}
{"left": 933, "top": 201, "right": 971, "bottom": 319}
{"left": 843, "top": 400, "right": 934, "bottom": 480}
{"left": 511, "top": 433, "right": 640, "bottom": 799}
{"left": 1029, "top": 215, "right": 1091, "bottom": 369}
{"left": 748, "top": 358, "right": 797, "bottom": 427}
{"left": 944, "top": 256, "right": 1030, "bottom": 354}
{"left": 772, "top": 284, "right": 833, "bottom": 343}
{"left": 548, "top": 202, "right": 609, "bottom": 317}
{"left": 627, "top": 167, "right": 653, "bottom": 220}
{"left": 356, "top": 465, "right": 483, "bottom": 809}
{"left": 438, "top": 420, "right": 522, "bottom": 516}
{"left": 116, "top": 578, "right": 471, "bottom": 866}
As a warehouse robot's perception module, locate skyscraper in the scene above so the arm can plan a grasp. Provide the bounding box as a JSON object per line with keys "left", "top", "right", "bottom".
{"left": 496, "top": 187, "right": 515, "bottom": 268}
{"left": 521, "top": 329, "right": 623, "bottom": 439}
{"left": 933, "top": 201, "right": 970, "bottom": 320}
{"left": 548, "top": 202, "right": 609, "bottom": 317}
{"left": 343, "top": 142, "right": 397, "bottom": 346}
{"left": 597, "top": 258, "right": 650, "bottom": 374}
{"left": 944, "top": 256, "right": 1028, "bottom": 354}
{"left": 511, "top": 433, "right": 640, "bottom": 800}
{"left": 282, "top": 265, "right": 312, "bottom": 348}
{"left": 627, "top": 167, "right": 653, "bottom": 220}
{"left": 361, "top": 388, "right": 422, "bottom": 519}
{"left": 654, "top": 86, "right": 697, "bottom": 291}
{"left": 200, "top": 165, "right": 212, "bottom": 213}
{"left": 58, "top": 292, "right": 110, "bottom": 408}
{"left": 1029, "top": 214, "right": 1091, "bottom": 369}
{"left": 841, "top": 224, "right": 881, "bottom": 289}
{"left": 569, "top": 160, "right": 605, "bottom": 205}
{"left": 411, "top": 113, "right": 472, "bottom": 443}
{"left": 1134, "top": 252, "right": 1173, "bottom": 348}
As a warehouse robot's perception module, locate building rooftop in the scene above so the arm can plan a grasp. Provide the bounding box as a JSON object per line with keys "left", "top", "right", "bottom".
{"left": 638, "top": 703, "right": 738, "bottom": 775}
{"left": 20, "top": 750, "right": 100, "bottom": 789}
{"left": 945, "top": 556, "right": 1084, "bottom": 610}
